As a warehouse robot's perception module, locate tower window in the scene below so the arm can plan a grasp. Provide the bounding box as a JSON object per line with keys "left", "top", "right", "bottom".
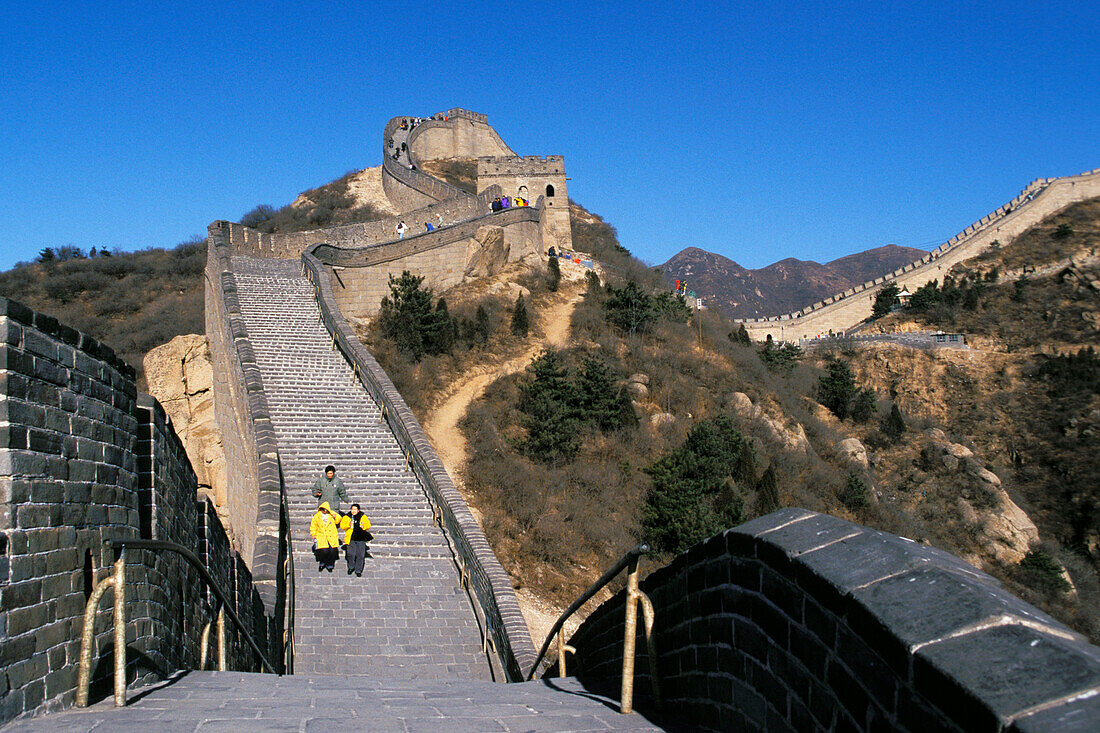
{"left": 546, "top": 184, "right": 555, "bottom": 197}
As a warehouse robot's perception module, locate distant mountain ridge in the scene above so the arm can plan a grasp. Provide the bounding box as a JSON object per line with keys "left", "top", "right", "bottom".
{"left": 660, "top": 244, "right": 927, "bottom": 319}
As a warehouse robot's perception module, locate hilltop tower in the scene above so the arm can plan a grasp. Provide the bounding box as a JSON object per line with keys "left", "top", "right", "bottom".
{"left": 477, "top": 155, "right": 572, "bottom": 253}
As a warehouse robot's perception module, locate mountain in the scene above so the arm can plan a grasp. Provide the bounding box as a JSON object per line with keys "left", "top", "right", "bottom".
{"left": 660, "top": 244, "right": 927, "bottom": 318}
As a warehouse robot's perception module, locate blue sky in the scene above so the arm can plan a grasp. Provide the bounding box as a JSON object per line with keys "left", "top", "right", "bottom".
{"left": 1, "top": 1, "right": 1097, "bottom": 273}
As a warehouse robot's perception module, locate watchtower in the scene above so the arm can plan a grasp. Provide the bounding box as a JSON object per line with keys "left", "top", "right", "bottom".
{"left": 477, "top": 155, "right": 572, "bottom": 253}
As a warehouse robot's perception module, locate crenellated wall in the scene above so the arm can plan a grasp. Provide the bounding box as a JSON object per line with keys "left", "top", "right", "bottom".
{"left": 565, "top": 509, "right": 1100, "bottom": 732}
{"left": 738, "top": 169, "right": 1100, "bottom": 341}
{"left": 0, "top": 299, "right": 280, "bottom": 726}
{"left": 310, "top": 203, "right": 543, "bottom": 319}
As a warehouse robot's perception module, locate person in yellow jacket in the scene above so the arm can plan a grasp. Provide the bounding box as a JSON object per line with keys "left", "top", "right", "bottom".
{"left": 338, "top": 503, "right": 373, "bottom": 577}
{"left": 310, "top": 502, "right": 340, "bottom": 572}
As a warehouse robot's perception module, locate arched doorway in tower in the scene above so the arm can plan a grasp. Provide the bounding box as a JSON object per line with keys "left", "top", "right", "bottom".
{"left": 545, "top": 184, "right": 555, "bottom": 197}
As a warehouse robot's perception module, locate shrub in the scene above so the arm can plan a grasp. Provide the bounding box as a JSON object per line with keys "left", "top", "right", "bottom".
{"left": 872, "top": 283, "right": 900, "bottom": 318}
{"left": 1017, "top": 550, "right": 1071, "bottom": 595}
{"left": 643, "top": 416, "right": 749, "bottom": 554}
{"left": 1053, "top": 223, "right": 1073, "bottom": 240}
{"left": 818, "top": 358, "right": 858, "bottom": 419}
{"left": 839, "top": 472, "right": 869, "bottom": 510}
{"left": 510, "top": 295, "right": 529, "bottom": 338}
{"left": 518, "top": 350, "right": 582, "bottom": 464}
{"left": 240, "top": 204, "right": 276, "bottom": 227}
{"left": 547, "top": 254, "right": 561, "bottom": 292}
{"left": 851, "top": 389, "right": 877, "bottom": 422}
{"left": 759, "top": 335, "right": 803, "bottom": 375}
{"left": 377, "top": 271, "right": 453, "bottom": 361}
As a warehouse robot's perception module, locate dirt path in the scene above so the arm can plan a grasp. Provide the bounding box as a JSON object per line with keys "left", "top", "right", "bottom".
{"left": 422, "top": 282, "right": 583, "bottom": 648}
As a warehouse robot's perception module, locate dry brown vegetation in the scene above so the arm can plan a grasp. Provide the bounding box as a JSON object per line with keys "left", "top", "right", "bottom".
{"left": 416, "top": 158, "right": 479, "bottom": 195}
{"left": 0, "top": 240, "right": 207, "bottom": 387}
{"left": 240, "top": 169, "right": 388, "bottom": 233}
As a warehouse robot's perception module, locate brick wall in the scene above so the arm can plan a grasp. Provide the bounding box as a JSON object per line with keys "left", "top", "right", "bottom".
{"left": 565, "top": 509, "right": 1100, "bottom": 732}
{"left": 0, "top": 298, "right": 281, "bottom": 725}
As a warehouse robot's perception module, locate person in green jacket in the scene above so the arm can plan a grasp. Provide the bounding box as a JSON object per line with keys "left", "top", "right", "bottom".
{"left": 311, "top": 465, "right": 348, "bottom": 510}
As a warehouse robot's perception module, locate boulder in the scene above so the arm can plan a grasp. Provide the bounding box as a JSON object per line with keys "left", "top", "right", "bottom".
{"left": 836, "top": 438, "right": 869, "bottom": 470}
{"left": 944, "top": 443, "right": 974, "bottom": 460}
{"left": 627, "top": 382, "right": 649, "bottom": 398}
{"left": 629, "top": 373, "right": 650, "bottom": 386}
{"left": 942, "top": 454, "right": 960, "bottom": 471}
{"left": 730, "top": 392, "right": 755, "bottom": 418}
{"left": 964, "top": 458, "right": 1002, "bottom": 487}
{"left": 143, "top": 335, "right": 227, "bottom": 508}
{"left": 650, "top": 413, "right": 675, "bottom": 428}
{"left": 464, "top": 225, "right": 509, "bottom": 278}
{"left": 981, "top": 489, "right": 1040, "bottom": 564}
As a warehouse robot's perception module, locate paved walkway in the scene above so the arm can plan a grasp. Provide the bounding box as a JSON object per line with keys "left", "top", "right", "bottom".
{"left": 1, "top": 672, "right": 674, "bottom": 732}
{"left": 230, "top": 256, "right": 491, "bottom": 680}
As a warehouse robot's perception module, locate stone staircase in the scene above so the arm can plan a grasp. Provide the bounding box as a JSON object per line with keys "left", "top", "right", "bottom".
{"left": 229, "top": 256, "right": 491, "bottom": 680}
{"left": 2, "top": 672, "right": 672, "bottom": 732}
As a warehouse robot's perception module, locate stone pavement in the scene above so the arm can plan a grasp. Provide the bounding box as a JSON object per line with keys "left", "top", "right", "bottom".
{"left": 230, "top": 256, "right": 491, "bottom": 679}
{"left": 1, "top": 672, "right": 677, "bottom": 732}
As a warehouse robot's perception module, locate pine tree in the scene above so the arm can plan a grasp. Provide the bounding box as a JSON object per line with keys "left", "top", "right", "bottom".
{"left": 377, "top": 271, "right": 453, "bottom": 360}
{"left": 729, "top": 324, "right": 752, "bottom": 346}
{"left": 851, "top": 389, "right": 877, "bottom": 422}
{"left": 604, "top": 281, "right": 655, "bottom": 335}
{"left": 577, "top": 355, "right": 636, "bottom": 431}
{"left": 882, "top": 403, "right": 906, "bottom": 441}
{"left": 547, "top": 254, "right": 561, "bottom": 292}
{"left": 474, "top": 305, "right": 491, "bottom": 344}
{"left": 511, "top": 295, "right": 529, "bottom": 338}
{"left": 518, "top": 350, "right": 581, "bottom": 464}
{"left": 643, "top": 416, "right": 748, "bottom": 554}
{"left": 817, "top": 358, "right": 858, "bottom": 419}
{"left": 756, "top": 464, "right": 780, "bottom": 515}
{"left": 872, "top": 283, "right": 900, "bottom": 319}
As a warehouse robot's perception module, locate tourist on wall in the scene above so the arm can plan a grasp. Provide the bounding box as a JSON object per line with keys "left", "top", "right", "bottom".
{"left": 425, "top": 221, "right": 435, "bottom": 232}
{"left": 310, "top": 502, "right": 341, "bottom": 573}
{"left": 396, "top": 221, "right": 408, "bottom": 239}
{"left": 312, "top": 464, "right": 349, "bottom": 510}
{"left": 339, "top": 503, "right": 374, "bottom": 576}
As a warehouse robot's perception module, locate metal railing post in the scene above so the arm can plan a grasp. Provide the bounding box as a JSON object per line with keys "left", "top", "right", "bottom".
{"left": 112, "top": 549, "right": 126, "bottom": 706}
{"left": 217, "top": 607, "right": 227, "bottom": 671}
{"left": 620, "top": 556, "right": 640, "bottom": 714}
{"left": 76, "top": 568, "right": 118, "bottom": 706}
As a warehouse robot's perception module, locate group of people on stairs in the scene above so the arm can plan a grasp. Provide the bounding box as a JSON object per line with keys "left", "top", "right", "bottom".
{"left": 309, "top": 465, "right": 374, "bottom": 576}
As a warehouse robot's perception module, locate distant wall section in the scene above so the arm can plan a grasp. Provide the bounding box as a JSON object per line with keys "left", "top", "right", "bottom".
{"left": 739, "top": 169, "right": 1100, "bottom": 341}
{"left": 478, "top": 155, "right": 572, "bottom": 253}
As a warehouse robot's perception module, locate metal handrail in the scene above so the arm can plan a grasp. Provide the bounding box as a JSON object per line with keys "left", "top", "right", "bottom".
{"left": 527, "top": 543, "right": 661, "bottom": 714}
{"left": 76, "top": 538, "right": 281, "bottom": 708}
{"left": 281, "top": 491, "right": 295, "bottom": 675}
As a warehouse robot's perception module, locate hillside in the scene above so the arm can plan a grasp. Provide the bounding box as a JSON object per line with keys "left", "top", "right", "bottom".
{"left": 660, "top": 244, "right": 926, "bottom": 318}
{"left": 0, "top": 241, "right": 206, "bottom": 386}
{"left": 356, "top": 199, "right": 1098, "bottom": 644}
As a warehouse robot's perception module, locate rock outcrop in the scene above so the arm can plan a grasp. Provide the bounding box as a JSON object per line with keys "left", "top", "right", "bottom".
{"left": 924, "top": 430, "right": 1039, "bottom": 564}
{"left": 465, "top": 225, "right": 509, "bottom": 278}
{"left": 143, "top": 335, "right": 227, "bottom": 508}
{"left": 730, "top": 392, "right": 811, "bottom": 455}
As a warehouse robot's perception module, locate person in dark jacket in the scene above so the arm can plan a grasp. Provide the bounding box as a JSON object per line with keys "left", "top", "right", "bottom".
{"left": 311, "top": 465, "right": 348, "bottom": 511}
{"left": 338, "top": 503, "right": 373, "bottom": 576}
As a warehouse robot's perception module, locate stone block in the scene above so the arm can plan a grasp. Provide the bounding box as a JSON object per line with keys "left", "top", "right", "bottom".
{"left": 1009, "top": 691, "right": 1100, "bottom": 733}
{"left": 914, "top": 624, "right": 1100, "bottom": 731}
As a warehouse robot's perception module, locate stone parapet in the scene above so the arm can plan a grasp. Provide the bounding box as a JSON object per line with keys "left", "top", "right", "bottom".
{"left": 565, "top": 509, "right": 1100, "bottom": 732}
{"left": 203, "top": 222, "right": 288, "bottom": 612}
{"left": 299, "top": 250, "right": 537, "bottom": 682}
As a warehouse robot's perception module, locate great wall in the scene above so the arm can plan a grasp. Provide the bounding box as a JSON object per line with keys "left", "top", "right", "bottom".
{"left": 2, "top": 109, "right": 1098, "bottom": 731}
{"left": 738, "top": 167, "right": 1100, "bottom": 341}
